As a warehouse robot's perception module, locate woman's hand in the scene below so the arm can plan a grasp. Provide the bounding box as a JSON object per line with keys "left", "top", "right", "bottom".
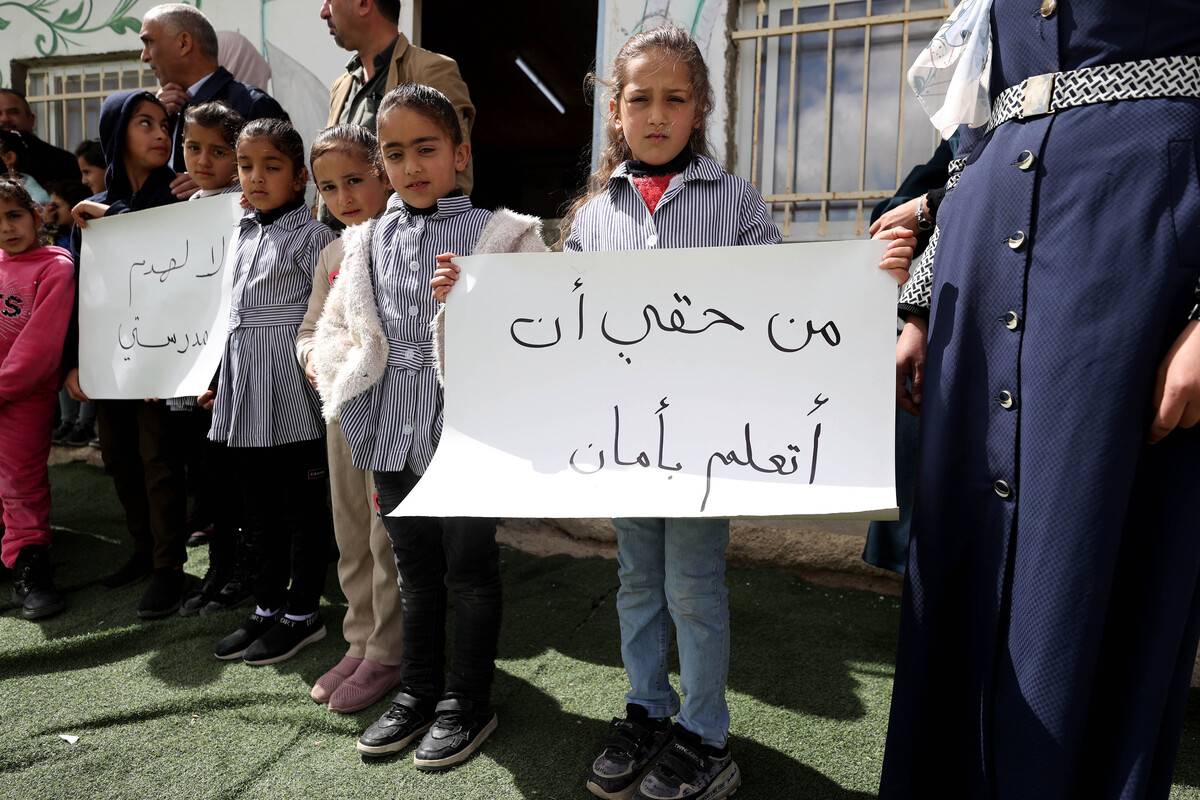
{"left": 897, "top": 317, "right": 928, "bottom": 416}
{"left": 431, "top": 252, "right": 461, "bottom": 303}
{"left": 874, "top": 226, "right": 918, "bottom": 284}
{"left": 71, "top": 200, "right": 109, "bottom": 228}
{"left": 304, "top": 352, "right": 319, "bottom": 390}
{"left": 1149, "top": 320, "right": 1200, "bottom": 443}
{"left": 197, "top": 389, "right": 215, "bottom": 411}
{"left": 869, "top": 195, "right": 924, "bottom": 238}
{"left": 64, "top": 368, "right": 90, "bottom": 402}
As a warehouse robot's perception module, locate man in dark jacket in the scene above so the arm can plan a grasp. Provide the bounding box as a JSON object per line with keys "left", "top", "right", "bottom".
{"left": 0, "top": 88, "right": 80, "bottom": 186}
{"left": 138, "top": 3, "right": 286, "bottom": 198}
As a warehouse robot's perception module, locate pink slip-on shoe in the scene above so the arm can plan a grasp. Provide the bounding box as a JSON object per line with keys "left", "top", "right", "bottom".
{"left": 310, "top": 655, "right": 364, "bottom": 704}
{"left": 327, "top": 660, "right": 404, "bottom": 714}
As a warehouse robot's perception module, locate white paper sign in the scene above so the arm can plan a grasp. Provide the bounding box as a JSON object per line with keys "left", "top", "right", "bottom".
{"left": 395, "top": 241, "right": 898, "bottom": 519}
{"left": 78, "top": 194, "right": 241, "bottom": 399}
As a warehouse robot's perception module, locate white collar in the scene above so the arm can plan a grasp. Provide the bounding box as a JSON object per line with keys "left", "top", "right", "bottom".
{"left": 188, "top": 70, "right": 217, "bottom": 97}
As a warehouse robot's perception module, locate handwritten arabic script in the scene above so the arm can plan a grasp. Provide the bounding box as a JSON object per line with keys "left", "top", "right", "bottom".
{"left": 78, "top": 194, "right": 241, "bottom": 399}
{"left": 394, "top": 241, "right": 898, "bottom": 520}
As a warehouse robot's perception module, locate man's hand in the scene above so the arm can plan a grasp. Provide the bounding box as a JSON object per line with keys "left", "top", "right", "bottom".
{"left": 157, "top": 82, "right": 190, "bottom": 116}
{"left": 897, "top": 317, "right": 928, "bottom": 416}
{"left": 170, "top": 173, "right": 200, "bottom": 200}
{"left": 65, "top": 368, "right": 90, "bottom": 402}
{"left": 1149, "top": 320, "right": 1200, "bottom": 444}
{"left": 197, "top": 389, "right": 216, "bottom": 411}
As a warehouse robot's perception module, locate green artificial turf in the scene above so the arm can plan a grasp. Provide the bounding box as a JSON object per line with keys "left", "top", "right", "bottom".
{"left": 1, "top": 462, "right": 1200, "bottom": 799}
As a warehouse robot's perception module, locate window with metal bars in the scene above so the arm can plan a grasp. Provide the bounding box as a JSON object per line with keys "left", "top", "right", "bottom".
{"left": 732, "top": 0, "right": 950, "bottom": 240}
{"left": 18, "top": 54, "right": 156, "bottom": 151}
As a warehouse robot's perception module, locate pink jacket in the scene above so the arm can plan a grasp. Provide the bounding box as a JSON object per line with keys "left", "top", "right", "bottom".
{"left": 0, "top": 245, "right": 74, "bottom": 404}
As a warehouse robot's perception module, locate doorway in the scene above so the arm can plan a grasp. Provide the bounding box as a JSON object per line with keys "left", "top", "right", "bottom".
{"left": 421, "top": 0, "right": 600, "bottom": 221}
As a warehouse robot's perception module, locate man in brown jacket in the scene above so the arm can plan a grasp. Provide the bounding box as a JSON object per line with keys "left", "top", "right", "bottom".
{"left": 320, "top": 0, "right": 474, "bottom": 193}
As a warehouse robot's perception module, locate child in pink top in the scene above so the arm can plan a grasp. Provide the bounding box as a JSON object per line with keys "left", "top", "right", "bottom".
{"left": 0, "top": 178, "right": 75, "bottom": 620}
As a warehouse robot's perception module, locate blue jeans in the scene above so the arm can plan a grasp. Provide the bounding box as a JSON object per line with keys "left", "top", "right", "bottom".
{"left": 614, "top": 517, "right": 730, "bottom": 747}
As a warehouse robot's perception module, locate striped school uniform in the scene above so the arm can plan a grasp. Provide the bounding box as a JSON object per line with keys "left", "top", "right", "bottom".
{"left": 340, "top": 192, "right": 490, "bottom": 473}
{"left": 209, "top": 203, "right": 336, "bottom": 447}
{"left": 564, "top": 154, "right": 781, "bottom": 252}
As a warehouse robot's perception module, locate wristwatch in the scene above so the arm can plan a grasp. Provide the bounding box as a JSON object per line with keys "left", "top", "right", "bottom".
{"left": 914, "top": 195, "right": 933, "bottom": 231}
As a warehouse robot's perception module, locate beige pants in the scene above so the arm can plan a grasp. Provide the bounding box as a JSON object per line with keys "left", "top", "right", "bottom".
{"left": 328, "top": 419, "right": 403, "bottom": 664}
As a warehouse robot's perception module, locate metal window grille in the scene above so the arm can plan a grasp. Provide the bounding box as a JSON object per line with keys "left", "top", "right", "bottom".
{"left": 20, "top": 55, "right": 156, "bottom": 150}
{"left": 732, "top": 0, "right": 951, "bottom": 240}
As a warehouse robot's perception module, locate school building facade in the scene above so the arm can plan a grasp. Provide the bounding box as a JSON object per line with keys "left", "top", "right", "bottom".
{"left": 1, "top": 0, "right": 951, "bottom": 237}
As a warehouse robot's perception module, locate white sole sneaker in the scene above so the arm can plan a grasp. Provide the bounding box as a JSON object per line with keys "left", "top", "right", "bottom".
{"left": 412, "top": 713, "right": 498, "bottom": 771}
{"left": 586, "top": 774, "right": 645, "bottom": 800}
{"left": 356, "top": 722, "right": 434, "bottom": 757}
{"left": 243, "top": 624, "right": 326, "bottom": 666}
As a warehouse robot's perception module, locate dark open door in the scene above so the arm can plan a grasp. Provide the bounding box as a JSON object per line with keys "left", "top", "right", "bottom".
{"left": 422, "top": 1, "right": 599, "bottom": 220}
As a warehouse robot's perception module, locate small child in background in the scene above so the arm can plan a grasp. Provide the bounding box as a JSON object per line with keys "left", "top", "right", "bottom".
{"left": 297, "top": 124, "right": 404, "bottom": 712}
{"left": 74, "top": 139, "right": 106, "bottom": 196}
{"left": 0, "top": 178, "right": 75, "bottom": 620}
{"left": 201, "top": 118, "right": 336, "bottom": 666}
{"left": 0, "top": 130, "right": 50, "bottom": 205}
{"left": 42, "top": 180, "right": 96, "bottom": 449}
{"left": 173, "top": 100, "right": 252, "bottom": 617}
{"left": 315, "top": 84, "right": 543, "bottom": 771}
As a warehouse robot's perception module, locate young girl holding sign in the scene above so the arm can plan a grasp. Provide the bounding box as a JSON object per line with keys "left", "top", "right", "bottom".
{"left": 0, "top": 179, "right": 75, "bottom": 620}
{"left": 200, "top": 118, "right": 337, "bottom": 666}
{"left": 296, "top": 124, "right": 404, "bottom": 713}
{"left": 66, "top": 90, "right": 191, "bottom": 620}
{"left": 551, "top": 27, "right": 907, "bottom": 800}
{"left": 314, "top": 84, "right": 542, "bottom": 770}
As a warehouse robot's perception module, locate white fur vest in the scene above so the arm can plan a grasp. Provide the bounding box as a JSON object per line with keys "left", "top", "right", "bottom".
{"left": 313, "top": 208, "right": 546, "bottom": 421}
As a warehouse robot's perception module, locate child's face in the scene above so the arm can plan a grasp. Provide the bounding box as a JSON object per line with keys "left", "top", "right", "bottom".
{"left": 78, "top": 157, "right": 105, "bottom": 194}
{"left": 123, "top": 100, "right": 172, "bottom": 175}
{"left": 237, "top": 137, "right": 306, "bottom": 212}
{"left": 0, "top": 198, "right": 39, "bottom": 255}
{"left": 44, "top": 194, "right": 72, "bottom": 227}
{"left": 612, "top": 51, "right": 701, "bottom": 166}
{"left": 313, "top": 150, "right": 390, "bottom": 227}
{"left": 378, "top": 107, "right": 469, "bottom": 209}
{"left": 183, "top": 123, "right": 237, "bottom": 191}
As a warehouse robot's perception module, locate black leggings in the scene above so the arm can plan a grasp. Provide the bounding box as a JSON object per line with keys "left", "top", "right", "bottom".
{"left": 229, "top": 438, "right": 331, "bottom": 614}
{"left": 375, "top": 468, "right": 501, "bottom": 705}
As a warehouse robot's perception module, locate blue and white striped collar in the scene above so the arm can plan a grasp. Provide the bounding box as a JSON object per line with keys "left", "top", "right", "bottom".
{"left": 387, "top": 191, "right": 474, "bottom": 220}
{"left": 610, "top": 153, "right": 724, "bottom": 184}
{"left": 239, "top": 200, "right": 313, "bottom": 230}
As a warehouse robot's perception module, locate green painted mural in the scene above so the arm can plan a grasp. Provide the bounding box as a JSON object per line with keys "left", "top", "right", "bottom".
{"left": 0, "top": 0, "right": 207, "bottom": 58}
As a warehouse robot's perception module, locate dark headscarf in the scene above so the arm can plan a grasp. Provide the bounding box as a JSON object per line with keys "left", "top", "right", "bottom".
{"left": 96, "top": 89, "right": 177, "bottom": 213}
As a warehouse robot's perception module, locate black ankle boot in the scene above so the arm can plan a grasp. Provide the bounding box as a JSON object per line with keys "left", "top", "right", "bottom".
{"left": 12, "top": 545, "right": 66, "bottom": 620}
{"left": 102, "top": 553, "right": 152, "bottom": 588}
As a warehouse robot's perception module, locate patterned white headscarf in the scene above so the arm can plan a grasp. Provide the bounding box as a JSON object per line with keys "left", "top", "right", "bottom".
{"left": 907, "top": 0, "right": 994, "bottom": 139}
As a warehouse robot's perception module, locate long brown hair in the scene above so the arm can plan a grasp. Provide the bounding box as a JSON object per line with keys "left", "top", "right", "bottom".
{"left": 557, "top": 25, "right": 714, "bottom": 249}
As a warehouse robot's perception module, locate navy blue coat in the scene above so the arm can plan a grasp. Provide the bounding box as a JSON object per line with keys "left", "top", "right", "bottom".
{"left": 881, "top": 2, "right": 1200, "bottom": 798}
{"left": 170, "top": 66, "right": 286, "bottom": 168}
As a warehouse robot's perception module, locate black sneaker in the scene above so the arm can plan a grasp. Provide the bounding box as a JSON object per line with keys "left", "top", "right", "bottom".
{"left": 137, "top": 568, "right": 186, "bottom": 619}
{"left": 11, "top": 545, "right": 66, "bottom": 620}
{"left": 102, "top": 554, "right": 152, "bottom": 589}
{"left": 51, "top": 420, "right": 75, "bottom": 445}
{"left": 64, "top": 422, "right": 94, "bottom": 447}
{"left": 357, "top": 691, "right": 435, "bottom": 757}
{"left": 214, "top": 611, "right": 277, "bottom": 660}
{"left": 201, "top": 529, "right": 259, "bottom": 615}
{"left": 179, "top": 562, "right": 227, "bottom": 616}
{"left": 634, "top": 726, "right": 740, "bottom": 800}
{"left": 587, "top": 705, "right": 674, "bottom": 800}
{"left": 413, "top": 695, "right": 498, "bottom": 771}
{"left": 242, "top": 613, "right": 325, "bottom": 666}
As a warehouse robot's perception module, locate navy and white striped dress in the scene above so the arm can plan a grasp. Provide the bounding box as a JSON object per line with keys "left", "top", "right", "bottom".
{"left": 209, "top": 203, "right": 336, "bottom": 447}
{"left": 564, "top": 154, "right": 780, "bottom": 252}
{"left": 340, "top": 193, "right": 491, "bottom": 473}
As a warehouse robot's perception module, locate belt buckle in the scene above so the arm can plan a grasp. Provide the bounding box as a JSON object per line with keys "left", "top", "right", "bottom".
{"left": 1019, "top": 72, "right": 1056, "bottom": 119}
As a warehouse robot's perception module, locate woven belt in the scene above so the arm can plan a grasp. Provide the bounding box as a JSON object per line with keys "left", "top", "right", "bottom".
{"left": 386, "top": 338, "right": 434, "bottom": 371}
{"left": 988, "top": 55, "right": 1200, "bottom": 132}
{"left": 231, "top": 303, "right": 308, "bottom": 328}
